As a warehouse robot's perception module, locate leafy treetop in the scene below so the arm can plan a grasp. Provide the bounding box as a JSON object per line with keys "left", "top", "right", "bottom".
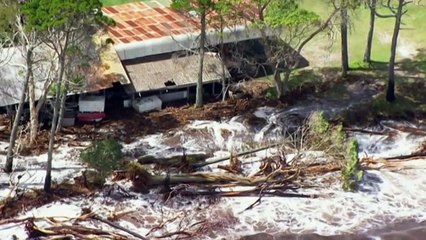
{"left": 265, "top": 0, "right": 320, "bottom": 28}
{"left": 22, "top": 0, "right": 113, "bottom": 31}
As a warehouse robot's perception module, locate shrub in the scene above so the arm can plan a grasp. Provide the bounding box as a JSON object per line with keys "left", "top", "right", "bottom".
{"left": 342, "top": 139, "right": 363, "bottom": 192}
{"left": 305, "top": 112, "right": 362, "bottom": 191}
{"left": 80, "top": 139, "right": 123, "bottom": 187}
{"left": 265, "top": 87, "right": 278, "bottom": 100}
{"left": 306, "top": 112, "right": 345, "bottom": 156}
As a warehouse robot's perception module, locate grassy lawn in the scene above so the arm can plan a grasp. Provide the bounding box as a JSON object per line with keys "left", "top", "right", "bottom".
{"left": 300, "top": 0, "right": 426, "bottom": 67}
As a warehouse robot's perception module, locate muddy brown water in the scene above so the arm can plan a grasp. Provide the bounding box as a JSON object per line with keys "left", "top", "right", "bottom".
{"left": 241, "top": 220, "right": 426, "bottom": 240}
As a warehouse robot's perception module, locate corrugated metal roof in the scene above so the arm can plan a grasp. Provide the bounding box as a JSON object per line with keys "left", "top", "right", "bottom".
{"left": 123, "top": 53, "right": 230, "bottom": 92}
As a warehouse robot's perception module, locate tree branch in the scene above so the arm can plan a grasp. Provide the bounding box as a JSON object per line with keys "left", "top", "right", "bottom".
{"left": 297, "top": 8, "right": 340, "bottom": 53}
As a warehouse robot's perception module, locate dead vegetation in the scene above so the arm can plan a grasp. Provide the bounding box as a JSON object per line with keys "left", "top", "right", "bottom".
{"left": 1, "top": 208, "right": 148, "bottom": 240}
{"left": 1, "top": 108, "right": 424, "bottom": 233}
{"left": 0, "top": 74, "right": 331, "bottom": 156}
{"left": 107, "top": 112, "right": 359, "bottom": 198}
{"left": 1, "top": 74, "right": 425, "bottom": 238}
{"left": 0, "top": 182, "right": 91, "bottom": 219}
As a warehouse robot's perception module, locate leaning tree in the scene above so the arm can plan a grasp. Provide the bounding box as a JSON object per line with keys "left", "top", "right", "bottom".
{"left": 240, "top": 0, "right": 339, "bottom": 99}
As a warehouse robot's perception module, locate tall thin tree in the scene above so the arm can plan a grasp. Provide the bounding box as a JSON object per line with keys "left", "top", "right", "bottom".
{"left": 22, "top": 0, "right": 112, "bottom": 192}
{"left": 340, "top": 4, "right": 349, "bottom": 77}
{"left": 375, "top": 0, "right": 410, "bottom": 102}
{"left": 172, "top": 0, "right": 218, "bottom": 108}
{"left": 364, "top": 0, "right": 377, "bottom": 63}
{"left": 4, "top": 14, "right": 39, "bottom": 173}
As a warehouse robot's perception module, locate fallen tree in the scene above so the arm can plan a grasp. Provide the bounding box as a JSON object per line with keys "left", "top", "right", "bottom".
{"left": 2, "top": 209, "right": 148, "bottom": 240}
{"left": 193, "top": 143, "right": 281, "bottom": 169}
{"left": 135, "top": 143, "right": 280, "bottom": 170}
{"left": 125, "top": 161, "right": 296, "bottom": 191}
{"left": 137, "top": 153, "right": 208, "bottom": 170}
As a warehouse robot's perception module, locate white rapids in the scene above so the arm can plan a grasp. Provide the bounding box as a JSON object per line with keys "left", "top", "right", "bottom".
{"left": 0, "top": 107, "right": 425, "bottom": 239}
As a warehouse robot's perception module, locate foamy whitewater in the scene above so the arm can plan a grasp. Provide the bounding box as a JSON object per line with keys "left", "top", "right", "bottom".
{"left": 1, "top": 107, "right": 425, "bottom": 239}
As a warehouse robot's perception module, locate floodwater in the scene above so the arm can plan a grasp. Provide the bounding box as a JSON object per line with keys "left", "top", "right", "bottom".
{"left": 121, "top": 106, "right": 426, "bottom": 239}
{"left": 1, "top": 102, "right": 425, "bottom": 239}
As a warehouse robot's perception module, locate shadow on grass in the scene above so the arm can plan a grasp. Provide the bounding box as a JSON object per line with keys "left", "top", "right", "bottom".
{"left": 398, "top": 48, "right": 426, "bottom": 74}
{"left": 372, "top": 94, "right": 423, "bottom": 118}
{"left": 350, "top": 49, "right": 426, "bottom": 74}
{"left": 340, "top": 92, "right": 424, "bottom": 126}
{"left": 350, "top": 60, "right": 389, "bottom": 71}
{"left": 289, "top": 69, "right": 323, "bottom": 90}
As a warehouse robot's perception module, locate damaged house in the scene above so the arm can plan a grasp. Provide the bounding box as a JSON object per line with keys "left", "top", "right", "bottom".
{"left": 0, "top": 35, "right": 130, "bottom": 125}
{"left": 0, "top": 0, "right": 309, "bottom": 124}
{"left": 102, "top": 0, "right": 309, "bottom": 112}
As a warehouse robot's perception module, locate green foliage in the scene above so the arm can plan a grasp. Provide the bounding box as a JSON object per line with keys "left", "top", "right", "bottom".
{"left": 305, "top": 112, "right": 363, "bottom": 191}
{"left": 331, "top": 123, "right": 345, "bottom": 147}
{"left": 0, "top": 0, "right": 19, "bottom": 44}
{"left": 100, "top": 0, "right": 138, "bottom": 6}
{"left": 307, "top": 112, "right": 363, "bottom": 191}
{"left": 308, "top": 111, "right": 330, "bottom": 135}
{"left": 306, "top": 112, "right": 346, "bottom": 158}
{"left": 265, "top": 0, "right": 320, "bottom": 28}
{"left": 265, "top": 87, "right": 278, "bottom": 100}
{"left": 80, "top": 139, "right": 123, "bottom": 186}
{"left": 171, "top": 0, "right": 215, "bottom": 13}
{"left": 49, "top": 83, "right": 67, "bottom": 96}
{"left": 342, "top": 139, "right": 363, "bottom": 192}
{"left": 349, "top": 60, "right": 372, "bottom": 70}
{"left": 22, "top": 0, "right": 112, "bottom": 31}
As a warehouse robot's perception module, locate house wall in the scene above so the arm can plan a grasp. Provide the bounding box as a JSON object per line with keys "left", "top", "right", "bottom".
{"left": 78, "top": 93, "right": 105, "bottom": 113}
{"left": 159, "top": 90, "right": 188, "bottom": 103}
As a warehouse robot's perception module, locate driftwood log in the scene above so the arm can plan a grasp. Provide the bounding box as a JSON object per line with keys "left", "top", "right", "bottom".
{"left": 124, "top": 161, "right": 302, "bottom": 193}
{"left": 135, "top": 143, "right": 281, "bottom": 170}
{"left": 380, "top": 122, "right": 426, "bottom": 135}
{"left": 138, "top": 153, "right": 207, "bottom": 168}
{"left": 193, "top": 143, "right": 281, "bottom": 168}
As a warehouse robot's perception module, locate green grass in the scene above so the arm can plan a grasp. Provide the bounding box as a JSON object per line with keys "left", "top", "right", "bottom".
{"left": 371, "top": 93, "right": 425, "bottom": 118}
{"left": 288, "top": 69, "right": 321, "bottom": 90}
{"left": 300, "top": 0, "right": 426, "bottom": 66}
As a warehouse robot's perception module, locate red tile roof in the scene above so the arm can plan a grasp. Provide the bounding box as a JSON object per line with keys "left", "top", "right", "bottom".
{"left": 102, "top": 1, "right": 199, "bottom": 44}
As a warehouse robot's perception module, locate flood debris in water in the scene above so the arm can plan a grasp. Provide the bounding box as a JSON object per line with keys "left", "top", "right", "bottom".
{"left": 2, "top": 109, "right": 426, "bottom": 239}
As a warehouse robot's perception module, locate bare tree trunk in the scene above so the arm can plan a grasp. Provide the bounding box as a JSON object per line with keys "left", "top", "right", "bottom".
{"left": 55, "top": 81, "right": 69, "bottom": 133}
{"left": 386, "top": 0, "right": 404, "bottom": 102}
{"left": 5, "top": 48, "right": 33, "bottom": 173}
{"left": 283, "top": 70, "right": 291, "bottom": 91}
{"left": 220, "top": 17, "right": 227, "bottom": 101}
{"left": 195, "top": 9, "right": 206, "bottom": 108}
{"left": 28, "top": 72, "right": 39, "bottom": 146}
{"left": 364, "top": 0, "right": 377, "bottom": 63}
{"left": 340, "top": 6, "right": 349, "bottom": 77}
{"left": 273, "top": 65, "right": 284, "bottom": 99}
{"left": 44, "top": 55, "right": 66, "bottom": 192}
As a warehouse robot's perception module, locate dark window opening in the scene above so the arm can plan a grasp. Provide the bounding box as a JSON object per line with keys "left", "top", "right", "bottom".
{"left": 164, "top": 80, "right": 176, "bottom": 87}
